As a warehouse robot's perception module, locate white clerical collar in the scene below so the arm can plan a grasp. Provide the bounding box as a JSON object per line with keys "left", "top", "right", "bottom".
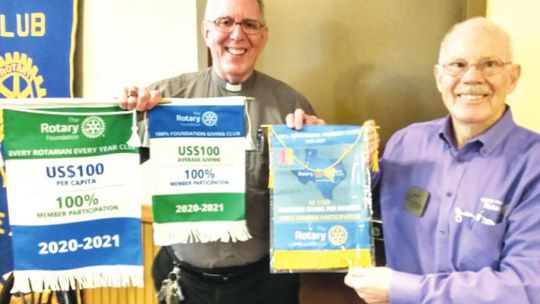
{"left": 211, "top": 68, "right": 255, "bottom": 92}
{"left": 225, "top": 82, "right": 242, "bottom": 92}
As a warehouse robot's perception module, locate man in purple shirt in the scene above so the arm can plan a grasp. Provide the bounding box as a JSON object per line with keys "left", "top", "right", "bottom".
{"left": 345, "top": 17, "right": 540, "bottom": 303}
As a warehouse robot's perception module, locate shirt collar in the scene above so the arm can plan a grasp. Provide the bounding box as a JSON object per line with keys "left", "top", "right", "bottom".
{"left": 211, "top": 69, "right": 255, "bottom": 93}
{"left": 438, "top": 117, "right": 454, "bottom": 147}
{"left": 438, "top": 106, "right": 516, "bottom": 156}
{"left": 476, "top": 107, "right": 515, "bottom": 156}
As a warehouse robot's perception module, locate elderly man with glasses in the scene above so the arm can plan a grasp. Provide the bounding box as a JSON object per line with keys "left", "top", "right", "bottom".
{"left": 118, "top": 0, "right": 324, "bottom": 303}
{"left": 344, "top": 17, "right": 540, "bottom": 304}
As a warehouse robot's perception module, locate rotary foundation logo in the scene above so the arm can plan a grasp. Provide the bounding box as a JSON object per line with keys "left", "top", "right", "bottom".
{"left": 0, "top": 52, "right": 47, "bottom": 98}
{"left": 202, "top": 111, "right": 218, "bottom": 127}
{"left": 81, "top": 116, "right": 106, "bottom": 138}
{"left": 328, "top": 225, "right": 348, "bottom": 246}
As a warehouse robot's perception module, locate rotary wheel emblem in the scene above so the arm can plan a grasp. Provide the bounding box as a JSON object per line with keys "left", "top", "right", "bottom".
{"left": 81, "top": 116, "right": 106, "bottom": 138}
{"left": 202, "top": 111, "right": 218, "bottom": 127}
{"left": 0, "top": 52, "right": 47, "bottom": 98}
{"left": 328, "top": 225, "right": 348, "bottom": 246}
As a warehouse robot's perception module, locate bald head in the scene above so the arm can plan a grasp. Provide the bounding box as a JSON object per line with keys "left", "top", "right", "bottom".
{"left": 439, "top": 17, "right": 514, "bottom": 63}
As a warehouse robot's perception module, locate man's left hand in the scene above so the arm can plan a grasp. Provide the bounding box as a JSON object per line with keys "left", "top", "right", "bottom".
{"left": 344, "top": 267, "right": 393, "bottom": 304}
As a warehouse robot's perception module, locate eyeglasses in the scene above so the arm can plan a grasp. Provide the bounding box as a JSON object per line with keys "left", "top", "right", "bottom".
{"left": 210, "top": 17, "right": 265, "bottom": 35}
{"left": 439, "top": 59, "right": 512, "bottom": 77}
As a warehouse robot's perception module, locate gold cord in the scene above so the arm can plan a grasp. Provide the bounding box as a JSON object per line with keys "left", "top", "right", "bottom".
{"left": 268, "top": 126, "right": 366, "bottom": 173}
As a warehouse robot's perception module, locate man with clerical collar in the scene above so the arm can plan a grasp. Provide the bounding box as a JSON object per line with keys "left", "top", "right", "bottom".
{"left": 119, "top": 0, "right": 324, "bottom": 303}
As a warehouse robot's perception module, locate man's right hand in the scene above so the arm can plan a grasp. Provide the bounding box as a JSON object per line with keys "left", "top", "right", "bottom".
{"left": 118, "top": 86, "right": 162, "bottom": 111}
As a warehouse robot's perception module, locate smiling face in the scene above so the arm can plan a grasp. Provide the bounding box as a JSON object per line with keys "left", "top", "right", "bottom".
{"left": 203, "top": 0, "right": 268, "bottom": 84}
{"left": 435, "top": 18, "right": 521, "bottom": 135}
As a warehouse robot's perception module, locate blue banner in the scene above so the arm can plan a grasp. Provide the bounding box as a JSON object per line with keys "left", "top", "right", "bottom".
{"left": 268, "top": 125, "right": 374, "bottom": 271}
{"left": 0, "top": 1, "right": 77, "bottom": 283}
{"left": 0, "top": 144, "right": 12, "bottom": 282}
{"left": 0, "top": 0, "right": 77, "bottom": 98}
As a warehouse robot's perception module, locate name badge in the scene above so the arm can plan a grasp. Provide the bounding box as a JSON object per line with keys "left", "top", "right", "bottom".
{"left": 404, "top": 186, "right": 429, "bottom": 217}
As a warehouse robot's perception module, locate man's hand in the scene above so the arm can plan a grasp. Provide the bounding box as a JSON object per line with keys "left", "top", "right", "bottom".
{"left": 285, "top": 108, "right": 325, "bottom": 130}
{"left": 118, "top": 86, "right": 161, "bottom": 111}
{"left": 344, "top": 267, "right": 392, "bottom": 304}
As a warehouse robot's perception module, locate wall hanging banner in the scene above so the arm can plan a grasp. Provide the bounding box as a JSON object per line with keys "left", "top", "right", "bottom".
{"left": 0, "top": 138, "right": 13, "bottom": 282}
{"left": 148, "top": 97, "right": 248, "bottom": 245}
{"left": 0, "top": 0, "right": 77, "bottom": 98}
{"left": 2, "top": 102, "right": 143, "bottom": 293}
{"left": 268, "top": 125, "right": 374, "bottom": 272}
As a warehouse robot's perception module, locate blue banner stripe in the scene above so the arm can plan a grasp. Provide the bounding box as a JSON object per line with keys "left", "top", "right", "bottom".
{"left": 272, "top": 221, "right": 371, "bottom": 250}
{"left": 11, "top": 218, "right": 142, "bottom": 271}
{"left": 271, "top": 125, "right": 361, "bottom": 148}
{"left": 149, "top": 105, "right": 245, "bottom": 138}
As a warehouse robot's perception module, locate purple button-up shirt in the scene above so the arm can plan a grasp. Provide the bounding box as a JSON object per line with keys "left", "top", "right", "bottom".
{"left": 376, "top": 108, "right": 540, "bottom": 303}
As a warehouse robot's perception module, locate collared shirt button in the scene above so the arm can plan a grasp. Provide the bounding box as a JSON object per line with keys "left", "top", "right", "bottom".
{"left": 440, "top": 268, "right": 450, "bottom": 273}
{"left": 446, "top": 192, "right": 452, "bottom": 197}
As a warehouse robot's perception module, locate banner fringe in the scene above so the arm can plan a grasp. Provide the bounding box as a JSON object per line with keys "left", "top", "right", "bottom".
{"left": 153, "top": 221, "right": 251, "bottom": 245}
{"left": 11, "top": 266, "right": 143, "bottom": 293}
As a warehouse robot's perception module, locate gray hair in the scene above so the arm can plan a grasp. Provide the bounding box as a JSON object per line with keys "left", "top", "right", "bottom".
{"left": 205, "top": 0, "right": 265, "bottom": 22}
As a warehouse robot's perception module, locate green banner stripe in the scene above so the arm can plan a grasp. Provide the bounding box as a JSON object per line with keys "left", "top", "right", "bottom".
{"left": 3, "top": 108, "right": 137, "bottom": 159}
{"left": 152, "top": 193, "right": 245, "bottom": 223}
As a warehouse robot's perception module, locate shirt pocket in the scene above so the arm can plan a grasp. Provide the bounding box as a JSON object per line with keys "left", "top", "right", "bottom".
{"left": 458, "top": 221, "right": 506, "bottom": 271}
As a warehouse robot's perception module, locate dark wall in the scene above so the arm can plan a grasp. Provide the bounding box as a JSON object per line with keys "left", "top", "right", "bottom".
{"left": 258, "top": 0, "right": 484, "bottom": 147}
